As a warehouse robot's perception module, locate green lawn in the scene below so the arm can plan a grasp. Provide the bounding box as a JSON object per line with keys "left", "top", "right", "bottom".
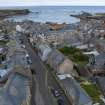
{"left": 59, "top": 46, "right": 89, "bottom": 65}
{"left": 95, "top": 13, "right": 105, "bottom": 16}
{"left": 0, "top": 40, "right": 8, "bottom": 45}
{"left": 81, "top": 83, "right": 101, "bottom": 103}
{"left": 6, "top": 40, "right": 16, "bottom": 46}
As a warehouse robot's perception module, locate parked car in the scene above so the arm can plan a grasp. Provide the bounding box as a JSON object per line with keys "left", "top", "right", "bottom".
{"left": 57, "top": 98, "right": 65, "bottom": 105}
{"left": 30, "top": 68, "right": 36, "bottom": 74}
{"left": 19, "top": 40, "right": 23, "bottom": 44}
{"left": 25, "top": 54, "right": 29, "bottom": 58}
{"left": 20, "top": 39, "right": 23, "bottom": 44}
{"left": 51, "top": 88, "right": 60, "bottom": 97}
{"left": 27, "top": 59, "right": 32, "bottom": 65}
{"left": 21, "top": 45, "right": 26, "bottom": 49}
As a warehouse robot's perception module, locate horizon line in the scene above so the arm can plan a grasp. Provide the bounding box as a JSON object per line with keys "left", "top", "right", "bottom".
{"left": 0, "top": 2, "right": 105, "bottom": 6}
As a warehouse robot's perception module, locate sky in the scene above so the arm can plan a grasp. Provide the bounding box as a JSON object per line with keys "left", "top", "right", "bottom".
{"left": 0, "top": 0, "right": 105, "bottom": 6}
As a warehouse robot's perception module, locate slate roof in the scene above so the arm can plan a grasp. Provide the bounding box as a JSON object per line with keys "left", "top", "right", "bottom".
{"left": 48, "top": 49, "right": 65, "bottom": 67}
{"left": 94, "top": 53, "right": 105, "bottom": 70}
{"left": 60, "top": 76, "right": 92, "bottom": 105}
{"left": 0, "top": 66, "right": 31, "bottom": 105}
{"left": 96, "top": 76, "right": 105, "bottom": 96}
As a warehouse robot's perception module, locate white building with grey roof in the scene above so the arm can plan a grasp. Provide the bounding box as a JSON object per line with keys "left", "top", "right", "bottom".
{"left": 36, "top": 42, "right": 52, "bottom": 61}
{"left": 36, "top": 42, "right": 75, "bottom": 75}
{"left": 47, "top": 49, "right": 74, "bottom": 75}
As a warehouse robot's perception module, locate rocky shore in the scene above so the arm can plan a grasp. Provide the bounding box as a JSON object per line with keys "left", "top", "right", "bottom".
{"left": 0, "top": 9, "right": 30, "bottom": 19}
{"left": 71, "top": 12, "right": 105, "bottom": 20}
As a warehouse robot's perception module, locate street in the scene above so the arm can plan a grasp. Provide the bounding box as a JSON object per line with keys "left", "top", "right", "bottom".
{"left": 20, "top": 33, "right": 72, "bottom": 105}
{"left": 21, "top": 33, "right": 57, "bottom": 105}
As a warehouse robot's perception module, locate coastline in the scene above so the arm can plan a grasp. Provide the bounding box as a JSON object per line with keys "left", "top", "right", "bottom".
{"left": 0, "top": 6, "right": 105, "bottom": 23}
{"left": 0, "top": 9, "right": 30, "bottom": 19}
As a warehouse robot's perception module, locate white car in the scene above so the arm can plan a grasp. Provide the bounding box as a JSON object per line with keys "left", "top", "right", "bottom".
{"left": 27, "top": 59, "right": 32, "bottom": 65}
{"left": 21, "top": 45, "right": 26, "bottom": 49}
{"left": 25, "top": 54, "right": 29, "bottom": 58}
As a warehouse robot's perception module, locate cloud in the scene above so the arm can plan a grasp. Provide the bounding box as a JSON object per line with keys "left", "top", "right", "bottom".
{"left": 0, "top": 0, "right": 105, "bottom": 6}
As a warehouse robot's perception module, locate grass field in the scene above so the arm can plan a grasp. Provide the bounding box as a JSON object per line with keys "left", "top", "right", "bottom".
{"left": 59, "top": 46, "right": 89, "bottom": 65}
{"left": 81, "top": 82, "right": 101, "bottom": 103}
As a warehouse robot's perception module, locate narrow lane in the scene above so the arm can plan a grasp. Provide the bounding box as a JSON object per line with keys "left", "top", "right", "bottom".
{"left": 30, "top": 75, "right": 36, "bottom": 105}
{"left": 21, "top": 33, "right": 57, "bottom": 105}
{"left": 20, "top": 33, "right": 72, "bottom": 105}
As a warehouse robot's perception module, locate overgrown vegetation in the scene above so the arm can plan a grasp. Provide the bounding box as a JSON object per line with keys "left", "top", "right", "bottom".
{"left": 0, "top": 9, "right": 30, "bottom": 14}
{"left": 59, "top": 46, "right": 89, "bottom": 65}
{"left": 81, "top": 83, "right": 101, "bottom": 103}
{"left": 95, "top": 13, "right": 105, "bottom": 16}
{"left": 0, "top": 40, "right": 8, "bottom": 45}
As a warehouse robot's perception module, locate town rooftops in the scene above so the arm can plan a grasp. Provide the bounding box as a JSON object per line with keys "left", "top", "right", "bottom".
{"left": 36, "top": 42, "right": 52, "bottom": 61}
{"left": 83, "top": 50, "right": 99, "bottom": 56}
{"left": 94, "top": 53, "right": 105, "bottom": 70}
{"left": 0, "top": 69, "right": 9, "bottom": 78}
{"left": 38, "top": 43, "right": 51, "bottom": 53}
{"left": 58, "top": 74, "right": 73, "bottom": 80}
{"left": 71, "top": 13, "right": 105, "bottom": 21}
{"left": 96, "top": 76, "right": 105, "bottom": 96}
{"left": 0, "top": 47, "right": 8, "bottom": 54}
{"left": 0, "top": 65, "right": 31, "bottom": 105}
{"left": 58, "top": 74, "right": 92, "bottom": 105}
{"left": 47, "top": 49, "right": 65, "bottom": 67}
{"left": 49, "top": 23, "right": 64, "bottom": 30}
{"left": 94, "top": 39, "right": 105, "bottom": 53}
{"left": 16, "top": 25, "right": 24, "bottom": 32}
